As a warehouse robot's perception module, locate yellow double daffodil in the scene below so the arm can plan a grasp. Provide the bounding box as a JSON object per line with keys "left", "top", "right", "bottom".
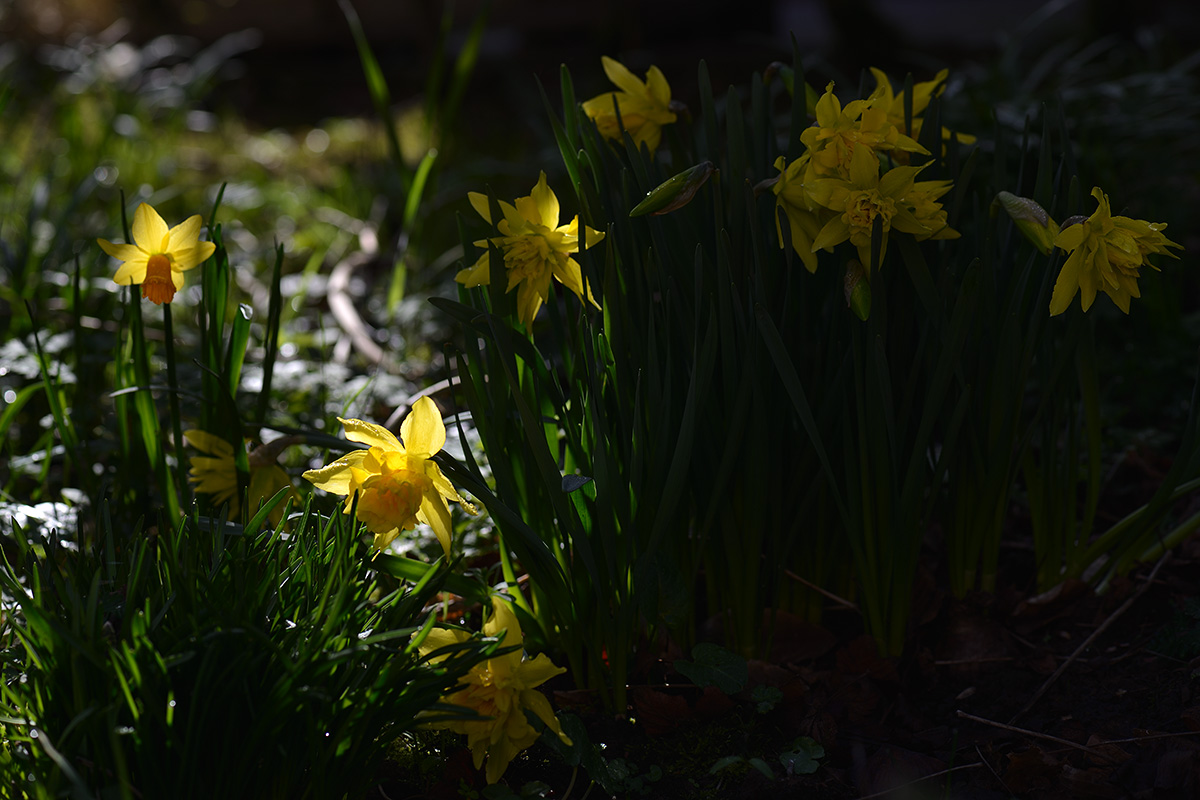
{"left": 1049, "top": 187, "right": 1181, "bottom": 315}
{"left": 806, "top": 147, "right": 933, "bottom": 270}
{"left": 97, "top": 202, "right": 216, "bottom": 305}
{"left": 802, "top": 82, "right": 928, "bottom": 180}
{"left": 302, "top": 397, "right": 476, "bottom": 557}
{"left": 581, "top": 55, "right": 677, "bottom": 154}
{"left": 418, "top": 595, "right": 570, "bottom": 784}
{"left": 455, "top": 172, "right": 604, "bottom": 329}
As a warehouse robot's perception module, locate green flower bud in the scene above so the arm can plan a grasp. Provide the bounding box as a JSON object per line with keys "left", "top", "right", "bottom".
{"left": 992, "top": 191, "right": 1060, "bottom": 255}
{"left": 629, "top": 161, "right": 715, "bottom": 217}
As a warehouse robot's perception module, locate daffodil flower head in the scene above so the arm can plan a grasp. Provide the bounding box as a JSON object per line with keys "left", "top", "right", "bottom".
{"left": 455, "top": 172, "right": 604, "bottom": 329}
{"left": 771, "top": 154, "right": 825, "bottom": 273}
{"left": 807, "top": 146, "right": 930, "bottom": 271}
{"left": 97, "top": 202, "right": 216, "bottom": 305}
{"left": 867, "top": 68, "right": 976, "bottom": 154}
{"left": 185, "top": 429, "right": 238, "bottom": 511}
{"left": 185, "top": 430, "right": 301, "bottom": 527}
{"left": 1049, "top": 187, "right": 1182, "bottom": 316}
{"left": 581, "top": 55, "right": 677, "bottom": 154}
{"left": 417, "top": 595, "right": 570, "bottom": 784}
{"left": 801, "top": 82, "right": 928, "bottom": 180}
{"left": 301, "top": 397, "right": 476, "bottom": 557}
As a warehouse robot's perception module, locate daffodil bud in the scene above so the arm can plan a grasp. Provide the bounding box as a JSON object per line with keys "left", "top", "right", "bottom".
{"left": 844, "top": 260, "right": 871, "bottom": 321}
{"left": 629, "top": 161, "right": 715, "bottom": 217}
{"left": 993, "top": 192, "right": 1060, "bottom": 255}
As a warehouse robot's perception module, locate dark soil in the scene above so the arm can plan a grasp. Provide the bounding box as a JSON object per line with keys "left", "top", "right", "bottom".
{"left": 370, "top": 532, "right": 1200, "bottom": 800}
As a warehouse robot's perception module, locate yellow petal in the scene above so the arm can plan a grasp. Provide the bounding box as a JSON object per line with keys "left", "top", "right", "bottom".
{"left": 112, "top": 258, "right": 149, "bottom": 286}
{"left": 184, "top": 429, "right": 235, "bottom": 458}
{"left": 519, "top": 687, "right": 570, "bottom": 744}
{"left": 132, "top": 203, "right": 169, "bottom": 253}
{"left": 456, "top": 253, "right": 492, "bottom": 287}
{"left": 517, "top": 653, "right": 567, "bottom": 689}
{"left": 97, "top": 240, "right": 144, "bottom": 262}
{"left": 1049, "top": 248, "right": 1084, "bottom": 315}
{"left": 482, "top": 597, "right": 525, "bottom": 652}
{"left": 338, "top": 417, "right": 403, "bottom": 451}
{"left": 418, "top": 491, "right": 453, "bottom": 557}
{"left": 167, "top": 214, "right": 204, "bottom": 252}
{"left": 427, "top": 461, "right": 476, "bottom": 513}
{"left": 418, "top": 626, "right": 472, "bottom": 661}
{"left": 302, "top": 449, "right": 369, "bottom": 494}
{"left": 400, "top": 397, "right": 446, "bottom": 456}
{"left": 171, "top": 242, "right": 216, "bottom": 272}
{"left": 529, "top": 172, "right": 559, "bottom": 229}
{"left": 600, "top": 55, "right": 646, "bottom": 98}
{"left": 468, "top": 191, "right": 493, "bottom": 224}
{"left": 645, "top": 65, "right": 671, "bottom": 106}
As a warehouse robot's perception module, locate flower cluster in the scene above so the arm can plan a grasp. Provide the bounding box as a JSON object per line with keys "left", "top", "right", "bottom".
{"left": 417, "top": 595, "right": 571, "bottom": 784}
{"left": 302, "top": 397, "right": 476, "bottom": 557}
{"left": 770, "top": 73, "right": 965, "bottom": 276}
{"left": 456, "top": 172, "right": 604, "bottom": 329}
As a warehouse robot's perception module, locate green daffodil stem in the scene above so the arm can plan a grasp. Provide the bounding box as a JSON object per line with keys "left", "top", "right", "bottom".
{"left": 163, "top": 303, "right": 189, "bottom": 507}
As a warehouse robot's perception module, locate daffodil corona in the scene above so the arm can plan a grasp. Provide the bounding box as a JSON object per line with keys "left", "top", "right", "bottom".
{"left": 456, "top": 172, "right": 604, "bottom": 328}
{"left": 1049, "top": 187, "right": 1182, "bottom": 315}
{"left": 582, "top": 55, "right": 677, "bottom": 154}
{"left": 97, "top": 202, "right": 216, "bottom": 304}
{"left": 302, "top": 397, "right": 476, "bottom": 557}
{"left": 418, "top": 595, "right": 570, "bottom": 784}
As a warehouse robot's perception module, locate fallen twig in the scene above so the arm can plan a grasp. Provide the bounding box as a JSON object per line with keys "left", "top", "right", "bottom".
{"left": 956, "top": 710, "right": 1098, "bottom": 755}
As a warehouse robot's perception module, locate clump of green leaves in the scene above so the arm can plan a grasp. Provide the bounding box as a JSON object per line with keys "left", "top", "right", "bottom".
{"left": 0, "top": 500, "right": 496, "bottom": 799}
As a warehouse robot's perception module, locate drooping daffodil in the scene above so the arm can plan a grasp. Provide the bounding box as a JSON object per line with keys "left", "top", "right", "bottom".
{"left": 417, "top": 595, "right": 570, "bottom": 784}
{"left": 581, "top": 55, "right": 677, "bottom": 154}
{"left": 302, "top": 397, "right": 477, "bottom": 557}
{"left": 97, "top": 202, "right": 216, "bottom": 305}
{"left": 185, "top": 430, "right": 301, "bottom": 528}
{"left": 455, "top": 172, "right": 604, "bottom": 329}
{"left": 1049, "top": 187, "right": 1181, "bottom": 315}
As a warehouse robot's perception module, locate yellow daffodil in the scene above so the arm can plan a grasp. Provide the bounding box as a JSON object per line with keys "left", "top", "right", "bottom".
{"left": 801, "top": 82, "right": 928, "bottom": 179}
{"left": 770, "top": 154, "right": 826, "bottom": 272}
{"left": 1049, "top": 187, "right": 1182, "bottom": 315}
{"left": 418, "top": 595, "right": 570, "bottom": 784}
{"left": 456, "top": 172, "right": 604, "bottom": 329}
{"left": 302, "top": 397, "right": 476, "bottom": 557}
{"left": 185, "top": 430, "right": 301, "bottom": 527}
{"left": 806, "top": 146, "right": 931, "bottom": 271}
{"left": 867, "top": 67, "right": 976, "bottom": 148}
{"left": 97, "top": 202, "right": 216, "bottom": 305}
{"left": 581, "top": 55, "right": 677, "bottom": 154}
